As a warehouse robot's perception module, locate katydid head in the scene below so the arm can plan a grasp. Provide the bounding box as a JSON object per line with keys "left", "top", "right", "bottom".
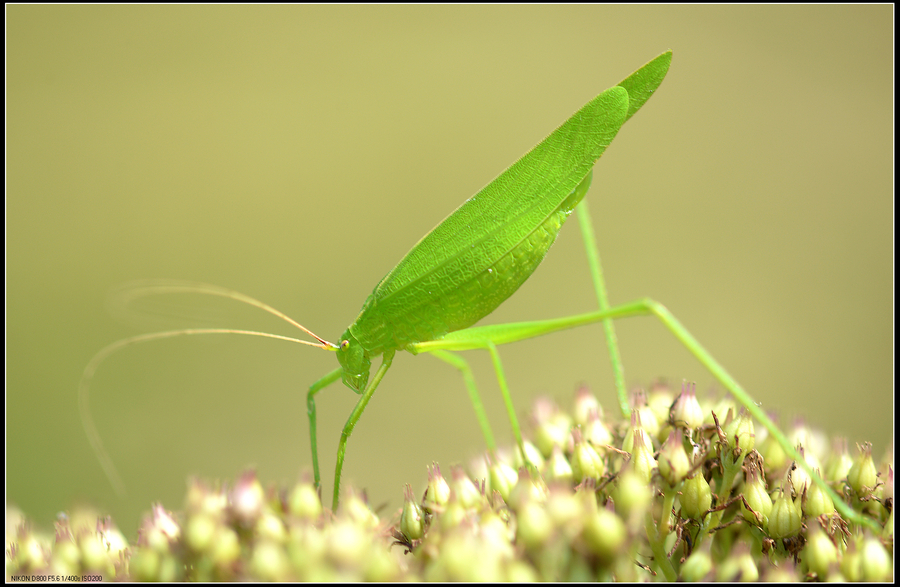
{"left": 336, "top": 329, "right": 371, "bottom": 393}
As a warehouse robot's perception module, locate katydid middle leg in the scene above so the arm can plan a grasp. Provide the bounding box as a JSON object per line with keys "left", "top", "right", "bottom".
{"left": 428, "top": 349, "right": 497, "bottom": 452}
{"left": 429, "top": 345, "right": 533, "bottom": 471}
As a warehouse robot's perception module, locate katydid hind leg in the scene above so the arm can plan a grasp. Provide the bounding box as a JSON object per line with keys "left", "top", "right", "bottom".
{"left": 484, "top": 342, "right": 530, "bottom": 469}
{"left": 575, "top": 201, "right": 629, "bottom": 417}
{"left": 414, "top": 298, "right": 875, "bottom": 530}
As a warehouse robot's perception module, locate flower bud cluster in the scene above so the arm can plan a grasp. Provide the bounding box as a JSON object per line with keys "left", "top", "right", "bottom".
{"left": 6, "top": 386, "right": 892, "bottom": 581}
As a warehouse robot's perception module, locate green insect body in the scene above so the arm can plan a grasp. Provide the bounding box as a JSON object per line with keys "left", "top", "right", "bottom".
{"left": 337, "top": 86, "right": 629, "bottom": 393}
{"left": 340, "top": 169, "right": 601, "bottom": 392}
{"left": 81, "top": 50, "right": 875, "bottom": 532}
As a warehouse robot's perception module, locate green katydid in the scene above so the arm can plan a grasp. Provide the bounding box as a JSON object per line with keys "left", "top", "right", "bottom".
{"left": 79, "top": 50, "right": 876, "bottom": 531}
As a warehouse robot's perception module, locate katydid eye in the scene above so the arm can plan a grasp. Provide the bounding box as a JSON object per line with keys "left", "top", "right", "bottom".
{"left": 340, "top": 340, "right": 350, "bottom": 351}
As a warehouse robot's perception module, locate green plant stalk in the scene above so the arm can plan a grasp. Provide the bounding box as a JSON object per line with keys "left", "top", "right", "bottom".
{"left": 705, "top": 452, "right": 747, "bottom": 535}
{"left": 645, "top": 510, "right": 677, "bottom": 580}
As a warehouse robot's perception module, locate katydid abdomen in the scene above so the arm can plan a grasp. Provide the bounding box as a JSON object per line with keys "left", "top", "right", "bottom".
{"left": 337, "top": 85, "right": 629, "bottom": 391}
{"left": 350, "top": 171, "right": 594, "bottom": 356}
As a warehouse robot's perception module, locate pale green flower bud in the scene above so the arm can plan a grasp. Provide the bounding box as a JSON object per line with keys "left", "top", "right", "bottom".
{"left": 507, "top": 468, "right": 547, "bottom": 511}
{"left": 721, "top": 408, "right": 755, "bottom": 458}
{"left": 768, "top": 486, "right": 802, "bottom": 539}
{"left": 546, "top": 445, "right": 573, "bottom": 484}
{"left": 613, "top": 467, "right": 653, "bottom": 520}
{"left": 803, "top": 525, "right": 838, "bottom": 578}
{"left": 513, "top": 440, "right": 545, "bottom": 471}
{"left": 516, "top": 501, "right": 553, "bottom": 552}
{"left": 256, "top": 510, "right": 287, "bottom": 543}
{"left": 450, "top": 466, "right": 484, "bottom": 510}
{"left": 340, "top": 488, "right": 380, "bottom": 531}
{"left": 583, "top": 409, "right": 612, "bottom": 451}
{"left": 488, "top": 457, "right": 518, "bottom": 502}
{"left": 670, "top": 381, "right": 705, "bottom": 431}
{"left": 210, "top": 527, "right": 240, "bottom": 568}
{"left": 658, "top": 429, "right": 691, "bottom": 486}
{"left": 185, "top": 512, "right": 217, "bottom": 553}
{"left": 630, "top": 426, "right": 657, "bottom": 484}
{"left": 629, "top": 389, "right": 661, "bottom": 440}
{"left": 424, "top": 463, "right": 451, "bottom": 511}
{"left": 804, "top": 470, "right": 835, "bottom": 517}
{"left": 139, "top": 503, "right": 181, "bottom": 553}
{"left": 840, "top": 537, "right": 862, "bottom": 581}
{"left": 250, "top": 539, "right": 292, "bottom": 581}
{"left": 847, "top": 442, "right": 878, "bottom": 497}
{"left": 532, "top": 397, "right": 572, "bottom": 457}
{"left": 185, "top": 478, "right": 227, "bottom": 517}
{"left": 757, "top": 426, "right": 788, "bottom": 472}
{"left": 230, "top": 470, "right": 265, "bottom": 526}
{"left": 859, "top": 535, "right": 892, "bottom": 581}
{"left": 680, "top": 472, "right": 712, "bottom": 520}
{"left": 399, "top": 484, "right": 425, "bottom": 541}
{"left": 581, "top": 507, "right": 626, "bottom": 565}
{"left": 715, "top": 544, "right": 759, "bottom": 581}
{"left": 573, "top": 384, "right": 603, "bottom": 426}
{"left": 741, "top": 466, "right": 772, "bottom": 528}
{"left": 78, "top": 532, "right": 113, "bottom": 575}
{"left": 287, "top": 481, "right": 322, "bottom": 521}
{"left": 571, "top": 428, "right": 605, "bottom": 483}
{"left": 647, "top": 380, "right": 675, "bottom": 430}
{"left": 787, "top": 446, "right": 821, "bottom": 502}
{"left": 825, "top": 437, "right": 853, "bottom": 485}
{"left": 788, "top": 417, "right": 827, "bottom": 462}
{"left": 680, "top": 547, "right": 713, "bottom": 581}
{"left": 622, "top": 410, "right": 653, "bottom": 456}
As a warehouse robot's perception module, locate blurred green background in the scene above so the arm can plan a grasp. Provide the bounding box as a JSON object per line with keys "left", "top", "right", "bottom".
{"left": 8, "top": 5, "right": 892, "bottom": 536}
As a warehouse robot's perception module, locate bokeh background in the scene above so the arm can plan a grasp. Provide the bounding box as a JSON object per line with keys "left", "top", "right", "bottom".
{"left": 8, "top": 5, "right": 892, "bottom": 535}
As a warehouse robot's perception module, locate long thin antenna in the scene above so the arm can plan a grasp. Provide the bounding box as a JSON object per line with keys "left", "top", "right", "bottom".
{"left": 111, "top": 279, "right": 338, "bottom": 348}
{"left": 81, "top": 280, "right": 339, "bottom": 496}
